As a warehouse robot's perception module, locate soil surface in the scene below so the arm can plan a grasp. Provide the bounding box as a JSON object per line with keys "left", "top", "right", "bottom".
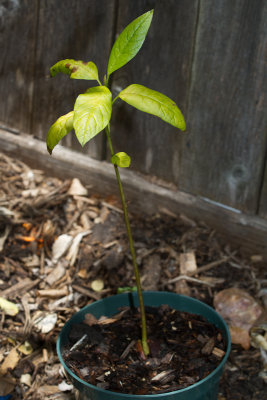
{"left": 0, "top": 152, "right": 266, "bottom": 399}
{"left": 63, "top": 305, "right": 226, "bottom": 395}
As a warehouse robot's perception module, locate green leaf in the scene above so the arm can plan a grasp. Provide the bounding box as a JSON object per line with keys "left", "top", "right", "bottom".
{"left": 46, "top": 111, "right": 74, "bottom": 154}
{"left": 111, "top": 152, "right": 131, "bottom": 168}
{"left": 50, "top": 59, "right": 100, "bottom": 82}
{"left": 73, "top": 86, "right": 112, "bottom": 146}
{"left": 118, "top": 84, "right": 186, "bottom": 131}
{"left": 107, "top": 10, "right": 154, "bottom": 77}
{"left": 117, "top": 286, "right": 137, "bottom": 294}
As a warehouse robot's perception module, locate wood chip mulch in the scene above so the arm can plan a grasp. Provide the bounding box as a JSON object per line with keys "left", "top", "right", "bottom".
{"left": 0, "top": 152, "right": 266, "bottom": 399}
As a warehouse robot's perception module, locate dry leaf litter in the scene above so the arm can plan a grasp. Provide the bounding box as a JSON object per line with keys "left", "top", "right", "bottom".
{"left": 0, "top": 153, "right": 266, "bottom": 399}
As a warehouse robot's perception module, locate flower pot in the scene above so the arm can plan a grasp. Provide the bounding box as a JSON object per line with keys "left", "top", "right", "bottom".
{"left": 57, "top": 291, "right": 231, "bottom": 400}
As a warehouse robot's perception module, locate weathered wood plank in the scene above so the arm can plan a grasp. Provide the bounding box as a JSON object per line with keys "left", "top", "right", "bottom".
{"left": 180, "top": 0, "right": 267, "bottom": 213}
{"left": 259, "top": 156, "right": 267, "bottom": 219}
{"left": 110, "top": 0, "right": 198, "bottom": 182}
{"left": 1, "top": 129, "right": 267, "bottom": 259}
{"left": 31, "top": 0, "right": 117, "bottom": 159}
{"left": 0, "top": 0, "right": 38, "bottom": 132}
{"left": 0, "top": 1, "right": 266, "bottom": 222}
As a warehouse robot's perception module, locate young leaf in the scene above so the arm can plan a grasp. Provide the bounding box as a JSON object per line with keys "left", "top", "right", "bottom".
{"left": 46, "top": 111, "right": 74, "bottom": 154}
{"left": 111, "top": 152, "right": 131, "bottom": 168}
{"left": 107, "top": 10, "right": 154, "bottom": 77}
{"left": 117, "top": 286, "right": 137, "bottom": 294}
{"left": 118, "top": 84, "right": 186, "bottom": 131}
{"left": 73, "top": 86, "right": 112, "bottom": 146}
{"left": 50, "top": 59, "right": 100, "bottom": 82}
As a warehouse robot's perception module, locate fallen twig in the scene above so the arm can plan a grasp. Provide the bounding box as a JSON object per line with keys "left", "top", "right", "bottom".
{"left": 165, "top": 275, "right": 216, "bottom": 287}
{"left": 164, "top": 257, "right": 230, "bottom": 286}
{"left": 72, "top": 284, "right": 101, "bottom": 301}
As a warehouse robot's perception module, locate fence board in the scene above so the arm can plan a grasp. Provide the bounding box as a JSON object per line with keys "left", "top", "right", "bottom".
{"left": 259, "top": 157, "right": 267, "bottom": 219}
{"left": 0, "top": 0, "right": 38, "bottom": 132}
{"left": 110, "top": 0, "right": 199, "bottom": 183}
{"left": 0, "top": 1, "right": 266, "bottom": 224}
{"left": 179, "top": 0, "right": 267, "bottom": 213}
{"left": 31, "top": 0, "right": 116, "bottom": 160}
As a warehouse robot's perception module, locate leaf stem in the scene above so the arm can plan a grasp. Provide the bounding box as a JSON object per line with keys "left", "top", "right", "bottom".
{"left": 112, "top": 95, "right": 119, "bottom": 105}
{"left": 105, "top": 125, "right": 149, "bottom": 355}
{"left": 105, "top": 74, "right": 110, "bottom": 88}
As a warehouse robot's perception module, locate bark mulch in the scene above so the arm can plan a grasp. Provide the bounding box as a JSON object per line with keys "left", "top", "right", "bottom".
{"left": 63, "top": 305, "right": 226, "bottom": 395}
{"left": 0, "top": 152, "right": 266, "bottom": 399}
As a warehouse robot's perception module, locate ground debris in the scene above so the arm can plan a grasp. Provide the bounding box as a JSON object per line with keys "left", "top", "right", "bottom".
{"left": 0, "top": 152, "right": 266, "bottom": 399}
{"left": 214, "top": 288, "right": 263, "bottom": 350}
{"left": 63, "top": 306, "right": 225, "bottom": 394}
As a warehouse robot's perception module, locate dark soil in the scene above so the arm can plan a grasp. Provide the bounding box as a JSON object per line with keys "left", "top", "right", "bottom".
{"left": 63, "top": 305, "right": 226, "bottom": 395}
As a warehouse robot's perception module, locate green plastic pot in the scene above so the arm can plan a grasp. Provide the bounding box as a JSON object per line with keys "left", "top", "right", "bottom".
{"left": 57, "top": 291, "right": 231, "bottom": 400}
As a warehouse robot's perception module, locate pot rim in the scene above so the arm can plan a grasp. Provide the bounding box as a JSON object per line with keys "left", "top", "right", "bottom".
{"left": 57, "top": 291, "right": 231, "bottom": 398}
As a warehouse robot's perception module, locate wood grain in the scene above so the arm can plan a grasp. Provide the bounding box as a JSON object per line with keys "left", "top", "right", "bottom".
{"left": 179, "top": 0, "right": 267, "bottom": 213}
{"left": 31, "top": 0, "right": 117, "bottom": 159}
{"left": 110, "top": 0, "right": 199, "bottom": 183}
{"left": 1, "top": 129, "right": 266, "bottom": 258}
{"left": 259, "top": 157, "right": 267, "bottom": 219}
{"left": 0, "top": 0, "right": 38, "bottom": 132}
{"left": 0, "top": 1, "right": 266, "bottom": 221}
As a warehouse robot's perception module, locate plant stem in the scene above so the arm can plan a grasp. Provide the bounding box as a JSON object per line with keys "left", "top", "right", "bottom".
{"left": 105, "top": 124, "right": 149, "bottom": 356}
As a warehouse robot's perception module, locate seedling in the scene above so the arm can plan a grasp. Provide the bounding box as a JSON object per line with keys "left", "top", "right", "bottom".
{"left": 46, "top": 9, "right": 186, "bottom": 355}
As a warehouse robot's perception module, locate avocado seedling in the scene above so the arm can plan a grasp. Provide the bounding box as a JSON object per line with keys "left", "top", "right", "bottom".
{"left": 46, "top": 9, "right": 186, "bottom": 356}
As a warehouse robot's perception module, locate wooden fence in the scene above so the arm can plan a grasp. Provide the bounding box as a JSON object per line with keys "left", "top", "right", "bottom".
{"left": 0, "top": 1, "right": 266, "bottom": 226}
